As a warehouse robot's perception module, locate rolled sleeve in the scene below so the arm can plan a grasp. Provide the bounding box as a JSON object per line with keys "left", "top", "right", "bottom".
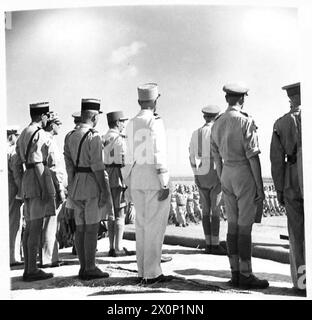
{"left": 90, "top": 135, "right": 105, "bottom": 172}
{"left": 270, "top": 123, "right": 285, "bottom": 192}
{"left": 244, "top": 119, "right": 261, "bottom": 159}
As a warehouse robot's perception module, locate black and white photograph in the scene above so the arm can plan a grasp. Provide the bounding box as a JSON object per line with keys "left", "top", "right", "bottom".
{"left": 1, "top": 0, "right": 312, "bottom": 302}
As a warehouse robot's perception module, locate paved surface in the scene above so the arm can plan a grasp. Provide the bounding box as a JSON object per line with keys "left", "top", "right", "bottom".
{"left": 125, "top": 216, "right": 290, "bottom": 263}
{"left": 10, "top": 235, "right": 305, "bottom": 300}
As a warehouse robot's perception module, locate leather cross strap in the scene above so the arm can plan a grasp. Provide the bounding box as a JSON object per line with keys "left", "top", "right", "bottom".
{"left": 25, "top": 127, "right": 42, "bottom": 166}
{"left": 75, "top": 129, "right": 93, "bottom": 169}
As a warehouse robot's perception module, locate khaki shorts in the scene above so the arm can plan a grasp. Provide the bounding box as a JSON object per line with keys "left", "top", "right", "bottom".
{"left": 24, "top": 197, "right": 56, "bottom": 222}
{"left": 72, "top": 197, "right": 103, "bottom": 226}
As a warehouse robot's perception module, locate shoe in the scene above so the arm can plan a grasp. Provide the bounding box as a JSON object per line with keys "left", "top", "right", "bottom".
{"left": 210, "top": 245, "right": 227, "bottom": 256}
{"left": 23, "top": 269, "right": 53, "bottom": 282}
{"left": 134, "top": 277, "right": 143, "bottom": 284}
{"left": 108, "top": 249, "right": 117, "bottom": 257}
{"left": 78, "top": 267, "right": 85, "bottom": 280}
{"left": 239, "top": 273, "right": 269, "bottom": 289}
{"left": 82, "top": 267, "right": 110, "bottom": 280}
{"left": 227, "top": 271, "right": 239, "bottom": 287}
{"left": 161, "top": 256, "right": 172, "bottom": 263}
{"left": 204, "top": 245, "right": 211, "bottom": 254}
{"left": 38, "top": 260, "right": 66, "bottom": 268}
{"left": 123, "top": 247, "right": 136, "bottom": 256}
{"left": 10, "top": 261, "right": 24, "bottom": 267}
{"left": 142, "top": 274, "right": 175, "bottom": 285}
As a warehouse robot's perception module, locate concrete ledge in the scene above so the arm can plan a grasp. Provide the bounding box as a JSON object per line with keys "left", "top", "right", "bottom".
{"left": 123, "top": 231, "right": 290, "bottom": 264}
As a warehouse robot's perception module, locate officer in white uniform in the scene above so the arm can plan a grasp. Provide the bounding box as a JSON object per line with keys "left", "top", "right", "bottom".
{"left": 122, "top": 83, "right": 174, "bottom": 284}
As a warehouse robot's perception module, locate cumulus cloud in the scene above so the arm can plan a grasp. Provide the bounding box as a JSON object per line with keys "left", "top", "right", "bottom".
{"left": 111, "top": 41, "right": 146, "bottom": 65}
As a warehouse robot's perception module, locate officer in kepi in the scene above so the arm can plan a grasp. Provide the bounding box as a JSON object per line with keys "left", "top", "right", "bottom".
{"left": 270, "top": 82, "right": 305, "bottom": 293}
{"left": 15, "top": 102, "right": 55, "bottom": 281}
{"left": 122, "top": 83, "right": 174, "bottom": 284}
{"left": 189, "top": 105, "right": 226, "bottom": 255}
{"left": 64, "top": 98, "right": 112, "bottom": 280}
{"left": 102, "top": 111, "right": 129, "bottom": 257}
{"left": 211, "top": 83, "right": 269, "bottom": 289}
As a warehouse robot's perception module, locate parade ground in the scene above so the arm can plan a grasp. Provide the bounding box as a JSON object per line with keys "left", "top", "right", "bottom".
{"left": 9, "top": 216, "right": 306, "bottom": 300}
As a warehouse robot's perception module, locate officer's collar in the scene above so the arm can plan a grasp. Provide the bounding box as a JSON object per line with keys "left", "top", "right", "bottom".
{"left": 227, "top": 105, "right": 242, "bottom": 112}
{"left": 138, "top": 109, "right": 153, "bottom": 115}
{"left": 79, "top": 123, "right": 93, "bottom": 129}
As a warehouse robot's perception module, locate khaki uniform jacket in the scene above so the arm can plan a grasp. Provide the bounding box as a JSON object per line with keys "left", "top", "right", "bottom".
{"left": 102, "top": 128, "right": 125, "bottom": 189}
{"left": 64, "top": 123, "right": 105, "bottom": 200}
{"left": 15, "top": 123, "right": 55, "bottom": 199}
{"left": 189, "top": 122, "right": 220, "bottom": 188}
{"left": 211, "top": 106, "right": 260, "bottom": 165}
{"left": 270, "top": 107, "right": 303, "bottom": 195}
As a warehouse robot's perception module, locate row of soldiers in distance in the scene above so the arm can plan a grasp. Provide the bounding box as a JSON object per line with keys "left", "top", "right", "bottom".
{"left": 169, "top": 183, "right": 285, "bottom": 226}
{"left": 7, "top": 81, "right": 304, "bottom": 291}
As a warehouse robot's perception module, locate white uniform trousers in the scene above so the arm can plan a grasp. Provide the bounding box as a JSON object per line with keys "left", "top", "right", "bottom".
{"left": 132, "top": 189, "right": 170, "bottom": 279}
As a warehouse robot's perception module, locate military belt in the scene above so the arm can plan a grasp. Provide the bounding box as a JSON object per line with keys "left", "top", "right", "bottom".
{"left": 25, "top": 161, "right": 47, "bottom": 169}
{"left": 286, "top": 154, "right": 297, "bottom": 164}
{"left": 75, "top": 166, "right": 92, "bottom": 173}
{"left": 105, "top": 163, "right": 124, "bottom": 168}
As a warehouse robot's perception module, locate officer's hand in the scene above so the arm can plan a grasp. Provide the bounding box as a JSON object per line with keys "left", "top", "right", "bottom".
{"left": 276, "top": 191, "right": 285, "bottom": 206}
{"left": 158, "top": 187, "right": 170, "bottom": 201}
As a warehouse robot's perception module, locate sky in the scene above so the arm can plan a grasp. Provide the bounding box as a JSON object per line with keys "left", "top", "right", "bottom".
{"left": 5, "top": 5, "right": 300, "bottom": 177}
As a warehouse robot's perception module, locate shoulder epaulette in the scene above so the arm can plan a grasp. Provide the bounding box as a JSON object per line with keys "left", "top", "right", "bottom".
{"left": 239, "top": 111, "right": 249, "bottom": 118}
{"left": 214, "top": 112, "right": 224, "bottom": 121}
{"left": 154, "top": 113, "right": 161, "bottom": 120}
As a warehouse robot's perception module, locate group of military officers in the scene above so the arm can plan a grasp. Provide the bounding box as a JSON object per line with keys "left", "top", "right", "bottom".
{"left": 7, "top": 81, "right": 304, "bottom": 291}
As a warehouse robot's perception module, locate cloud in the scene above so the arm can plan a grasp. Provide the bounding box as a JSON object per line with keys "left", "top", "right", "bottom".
{"left": 111, "top": 41, "right": 146, "bottom": 65}
{"left": 111, "top": 65, "right": 138, "bottom": 79}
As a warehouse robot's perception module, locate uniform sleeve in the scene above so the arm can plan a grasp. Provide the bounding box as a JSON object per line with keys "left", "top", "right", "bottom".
{"left": 121, "top": 120, "right": 134, "bottom": 181}
{"left": 243, "top": 118, "right": 261, "bottom": 159}
{"left": 13, "top": 138, "right": 24, "bottom": 195}
{"left": 210, "top": 126, "right": 221, "bottom": 163}
{"left": 270, "top": 121, "right": 285, "bottom": 192}
{"left": 150, "top": 117, "right": 169, "bottom": 187}
{"left": 63, "top": 134, "right": 75, "bottom": 187}
{"left": 28, "top": 130, "right": 48, "bottom": 163}
{"left": 114, "top": 135, "right": 126, "bottom": 165}
{"left": 89, "top": 134, "right": 105, "bottom": 172}
{"left": 189, "top": 131, "right": 197, "bottom": 169}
